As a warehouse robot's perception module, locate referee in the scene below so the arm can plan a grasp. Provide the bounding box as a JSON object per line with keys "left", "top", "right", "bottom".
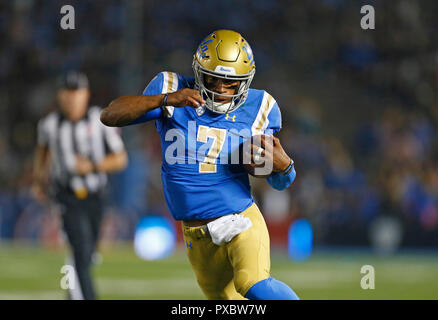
{"left": 32, "top": 71, "right": 128, "bottom": 300}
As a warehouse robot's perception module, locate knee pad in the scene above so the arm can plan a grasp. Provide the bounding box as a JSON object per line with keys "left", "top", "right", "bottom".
{"left": 244, "top": 277, "right": 300, "bottom": 300}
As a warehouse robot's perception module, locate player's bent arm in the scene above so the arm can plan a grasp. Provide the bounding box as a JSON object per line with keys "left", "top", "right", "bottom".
{"left": 101, "top": 95, "right": 165, "bottom": 127}
{"left": 96, "top": 150, "right": 128, "bottom": 173}
{"left": 101, "top": 89, "right": 206, "bottom": 127}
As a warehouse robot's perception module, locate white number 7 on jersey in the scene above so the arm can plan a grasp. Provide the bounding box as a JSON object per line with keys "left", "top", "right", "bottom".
{"left": 197, "top": 125, "right": 226, "bottom": 173}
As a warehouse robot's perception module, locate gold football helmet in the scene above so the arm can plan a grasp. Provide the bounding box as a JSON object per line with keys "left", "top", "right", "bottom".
{"left": 192, "top": 29, "right": 256, "bottom": 114}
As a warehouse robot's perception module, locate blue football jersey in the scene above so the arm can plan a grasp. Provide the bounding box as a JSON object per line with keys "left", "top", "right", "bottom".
{"left": 142, "top": 71, "right": 282, "bottom": 221}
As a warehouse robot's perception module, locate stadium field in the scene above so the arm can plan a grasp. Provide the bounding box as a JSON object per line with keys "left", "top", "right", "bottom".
{"left": 0, "top": 243, "right": 437, "bottom": 300}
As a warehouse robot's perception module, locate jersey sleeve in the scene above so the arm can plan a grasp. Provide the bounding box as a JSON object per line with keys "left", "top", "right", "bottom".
{"left": 127, "top": 73, "right": 165, "bottom": 125}
{"left": 265, "top": 100, "right": 282, "bottom": 135}
{"left": 143, "top": 72, "right": 165, "bottom": 96}
{"left": 251, "top": 91, "right": 282, "bottom": 136}
{"left": 128, "top": 72, "right": 183, "bottom": 125}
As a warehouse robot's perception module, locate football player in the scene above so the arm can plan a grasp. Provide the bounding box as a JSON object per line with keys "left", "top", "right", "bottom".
{"left": 101, "top": 30, "right": 299, "bottom": 300}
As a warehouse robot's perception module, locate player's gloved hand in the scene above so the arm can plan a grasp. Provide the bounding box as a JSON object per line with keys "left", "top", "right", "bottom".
{"left": 167, "top": 88, "right": 206, "bottom": 108}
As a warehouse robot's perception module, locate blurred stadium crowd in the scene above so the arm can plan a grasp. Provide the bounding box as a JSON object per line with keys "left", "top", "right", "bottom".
{"left": 0, "top": 0, "right": 437, "bottom": 248}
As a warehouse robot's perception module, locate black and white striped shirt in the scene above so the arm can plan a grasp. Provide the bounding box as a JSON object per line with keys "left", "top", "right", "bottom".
{"left": 37, "top": 106, "right": 125, "bottom": 194}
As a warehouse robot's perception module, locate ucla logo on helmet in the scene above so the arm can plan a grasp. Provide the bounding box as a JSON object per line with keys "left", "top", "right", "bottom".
{"left": 197, "top": 39, "right": 213, "bottom": 58}
{"left": 242, "top": 41, "right": 254, "bottom": 66}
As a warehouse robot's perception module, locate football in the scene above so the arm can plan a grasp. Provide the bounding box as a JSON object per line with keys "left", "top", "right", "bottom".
{"left": 242, "top": 134, "right": 274, "bottom": 178}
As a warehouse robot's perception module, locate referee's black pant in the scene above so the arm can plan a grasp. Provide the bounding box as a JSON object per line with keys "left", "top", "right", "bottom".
{"left": 56, "top": 188, "right": 104, "bottom": 300}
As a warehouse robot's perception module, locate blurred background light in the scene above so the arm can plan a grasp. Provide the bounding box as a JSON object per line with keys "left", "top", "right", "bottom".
{"left": 133, "top": 216, "right": 176, "bottom": 260}
{"left": 369, "top": 216, "right": 403, "bottom": 255}
{"left": 288, "top": 219, "right": 313, "bottom": 262}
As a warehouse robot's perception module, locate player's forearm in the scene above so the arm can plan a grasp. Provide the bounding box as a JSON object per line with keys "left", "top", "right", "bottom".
{"left": 101, "top": 95, "right": 164, "bottom": 127}
{"left": 96, "top": 151, "right": 128, "bottom": 173}
{"left": 266, "top": 161, "right": 296, "bottom": 191}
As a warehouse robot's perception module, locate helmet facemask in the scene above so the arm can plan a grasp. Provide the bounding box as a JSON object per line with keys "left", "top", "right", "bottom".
{"left": 192, "top": 59, "right": 255, "bottom": 114}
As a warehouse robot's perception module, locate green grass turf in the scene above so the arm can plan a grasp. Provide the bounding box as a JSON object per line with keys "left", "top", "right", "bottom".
{"left": 0, "top": 242, "right": 437, "bottom": 300}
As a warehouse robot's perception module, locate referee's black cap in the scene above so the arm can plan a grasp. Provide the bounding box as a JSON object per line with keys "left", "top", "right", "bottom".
{"left": 57, "top": 71, "right": 89, "bottom": 90}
